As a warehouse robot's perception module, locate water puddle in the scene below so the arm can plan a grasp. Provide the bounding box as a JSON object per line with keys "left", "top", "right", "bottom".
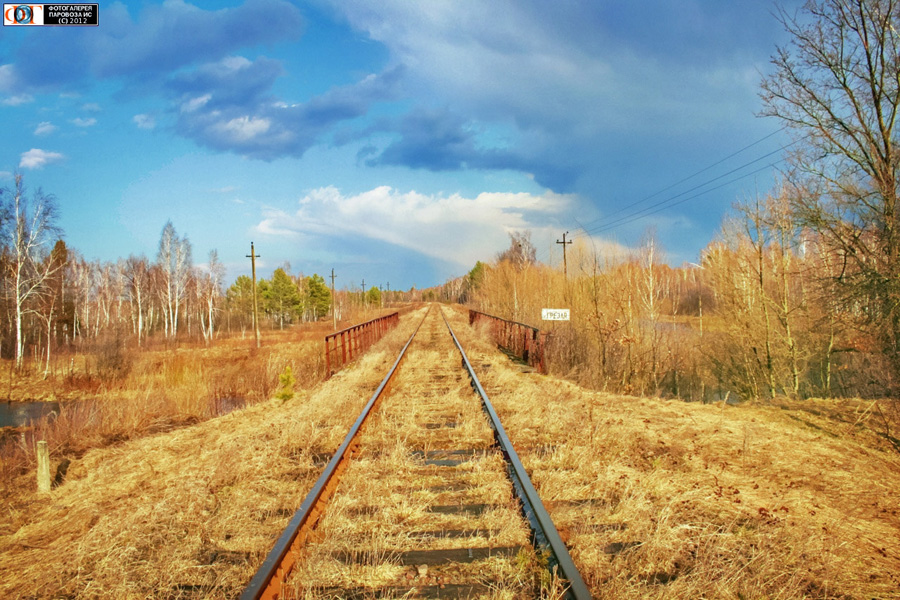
{"left": 0, "top": 400, "right": 60, "bottom": 428}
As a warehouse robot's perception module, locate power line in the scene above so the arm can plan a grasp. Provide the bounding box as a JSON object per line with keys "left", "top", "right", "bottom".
{"left": 520, "top": 129, "right": 794, "bottom": 266}
{"left": 584, "top": 160, "right": 783, "bottom": 237}
{"left": 577, "top": 127, "right": 787, "bottom": 233}
{"left": 574, "top": 135, "right": 801, "bottom": 240}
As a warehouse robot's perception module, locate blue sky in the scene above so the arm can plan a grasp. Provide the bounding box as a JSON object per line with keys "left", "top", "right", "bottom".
{"left": 0, "top": 0, "right": 799, "bottom": 290}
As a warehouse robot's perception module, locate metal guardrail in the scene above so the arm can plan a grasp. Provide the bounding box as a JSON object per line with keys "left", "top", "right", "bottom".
{"left": 242, "top": 308, "right": 429, "bottom": 600}
{"left": 325, "top": 312, "right": 399, "bottom": 377}
{"left": 468, "top": 309, "right": 548, "bottom": 373}
{"left": 444, "top": 308, "right": 591, "bottom": 600}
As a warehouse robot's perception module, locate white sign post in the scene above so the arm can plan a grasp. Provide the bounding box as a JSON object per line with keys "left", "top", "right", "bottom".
{"left": 541, "top": 308, "right": 570, "bottom": 321}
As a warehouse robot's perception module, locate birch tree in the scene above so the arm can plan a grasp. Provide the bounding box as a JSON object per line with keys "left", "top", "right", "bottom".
{"left": 156, "top": 221, "right": 192, "bottom": 338}
{"left": 124, "top": 255, "right": 151, "bottom": 346}
{"left": 199, "top": 250, "right": 224, "bottom": 342}
{"left": 0, "top": 174, "right": 62, "bottom": 369}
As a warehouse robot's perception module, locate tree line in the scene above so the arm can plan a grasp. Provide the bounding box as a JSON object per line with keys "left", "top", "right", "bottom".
{"left": 0, "top": 174, "right": 364, "bottom": 372}
{"left": 0, "top": 171, "right": 424, "bottom": 375}
{"left": 447, "top": 205, "right": 891, "bottom": 400}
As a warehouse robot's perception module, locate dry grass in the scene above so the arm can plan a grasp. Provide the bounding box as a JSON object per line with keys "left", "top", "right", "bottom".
{"left": 0, "top": 330, "right": 325, "bottom": 501}
{"left": 0, "top": 308, "right": 428, "bottom": 599}
{"left": 446, "top": 304, "right": 900, "bottom": 598}
{"left": 3, "top": 304, "right": 898, "bottom": 598}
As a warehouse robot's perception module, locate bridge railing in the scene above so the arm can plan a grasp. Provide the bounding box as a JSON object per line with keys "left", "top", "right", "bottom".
{"left": 325, "top": 312, "right": 400, "bottom": 377}
{"left": 468, "top": 309, "right": 547, "bottom": 374}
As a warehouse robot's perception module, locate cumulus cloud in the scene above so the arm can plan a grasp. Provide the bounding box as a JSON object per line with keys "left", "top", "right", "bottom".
{"left": 19, "top": 148, "right": 65, "bottom": 169}
{"left": 34, "top": 122, "right": 57, "bottom": 136}
{"left": 71, "top": 117, "right": 97, "bottom": 127}
{"left": 254, "top": 185, "right": 574, "bottom": 267}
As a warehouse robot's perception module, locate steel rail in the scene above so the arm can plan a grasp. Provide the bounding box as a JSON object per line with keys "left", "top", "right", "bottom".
{"left": 241, "top": 307, "right": 430, "bottom": 600}
{"left": 441, "top": 308, "right": 593, "bottom": 600}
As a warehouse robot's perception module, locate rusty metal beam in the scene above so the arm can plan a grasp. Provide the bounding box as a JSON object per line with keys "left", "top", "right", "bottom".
{"left": 445, "top": 308, "right": 590, "bottom": 600}
{"left": 242, "top": 308, "right": 427, "bottom": 600}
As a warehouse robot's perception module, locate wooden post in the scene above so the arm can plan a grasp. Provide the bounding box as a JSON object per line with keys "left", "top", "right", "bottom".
{"left": 246, "top": 242, "right": 261, "bottom": 349}
{"left": 37, "top": 440, "right": 51, "bottom": 493}
{"left": 330, "top": 268, "right": 337, "bottom": 331}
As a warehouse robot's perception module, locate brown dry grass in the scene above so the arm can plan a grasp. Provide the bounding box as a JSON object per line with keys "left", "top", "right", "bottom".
{"left": 0, "top": 327, "right": 327, "bottom": 500}
{"left": 3, "top": 303, "right": 898, "bottom": 598}
{"left": 448, "top": 304, "right": 900, "bottom": 599}
{"left": 0, "top": 310, "right": 406, "bottom": 501}
{"left": 0, "top": 308, "right": 428, "bottom": 599}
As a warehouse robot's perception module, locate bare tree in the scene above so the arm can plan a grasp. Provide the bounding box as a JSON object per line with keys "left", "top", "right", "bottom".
{"left": 496, "top": 231, "right": 537, "bottom": 320}
{"left": 760, "top": 0, "right": 900, "bottom": 384}
{"left": 156, "top": 221, "right": 192, "bottom": 338}
{"left": 199, "top": 250, "right": 225, "bottom": 343}
{"left": 124, "top": 255, "right": 151, "bottom": 346}
{"left": 496, "top": 230, "right": 537, "bottom": 268}
{"left": 0, "top": 174, "right": 62, "bottom": 369}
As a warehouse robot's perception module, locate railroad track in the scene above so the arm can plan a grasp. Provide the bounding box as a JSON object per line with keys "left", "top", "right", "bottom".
{"left": 242, "top": 306, "right": 590, "bottom": 599}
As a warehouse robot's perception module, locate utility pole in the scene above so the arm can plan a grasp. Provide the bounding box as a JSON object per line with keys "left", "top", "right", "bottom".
{"left": 361, "top": 279, "right": 366, "bottom": 309}
{"left": 246, "top": 242, "right": 261, "bottom": 348}
{"left": 556, "top": 231, "right": 572, "bottom": 278}
{"left": 330, "top": 268, "right": 337, "bottom": 330}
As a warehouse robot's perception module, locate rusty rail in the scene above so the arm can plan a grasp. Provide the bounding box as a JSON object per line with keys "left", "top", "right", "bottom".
{"left": 468, "top": 309, "right": 548, "bottom": 373}
{"left": 242, "top": 308, "right": 429, "bottom": 600}
{"left": 325, "top": 312, "right": 399, "bottom": 377}
{"left": 444, "top": 308, "right": 591, "bottom": 600}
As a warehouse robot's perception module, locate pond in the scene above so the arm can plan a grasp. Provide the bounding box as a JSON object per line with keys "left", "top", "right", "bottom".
{"left": 0, "top": 396, "right": 249, "bottom": 430}
{"left": 0, "top": 400, "right": 60, "bottom": 428}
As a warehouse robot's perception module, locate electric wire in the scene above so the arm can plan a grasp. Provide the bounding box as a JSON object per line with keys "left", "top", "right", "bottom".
{"left": 577, "top": 143, "right": 791, "bottom": 238}
{"left": 571, "top": 130, "right": 800, "bottom": 242}
{"left": 525, "top": 128, "right": 794, "bottom": 265}
{"left": 584, "top": 160, "right": 783, "bottom": 236}
{"left": 575, "top": 127, "right": 786, "bottom": 232}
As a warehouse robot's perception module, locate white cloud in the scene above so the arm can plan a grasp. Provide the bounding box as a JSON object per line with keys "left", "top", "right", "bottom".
{"left": 34, "top": 122, "right": 57, "bottom": 136}
{"left": 71, "top": 117, "right": 97, "bottom": 127}
{"left": 0, "top": 64, "right": 16, "bottom": 91}
{"left": 216, "top": 115, "right": 271, "bottom": 142}
{"left": 2, "top": 94, "right": 33, "bottom": 106}
{"left": 254, "top": 185, "right": 574, "bottom": 267}
{"left": 181, "top": 94, "right": 211, "bottom": 113}
{"left": 82, "top": 102, "right": 101, "bottom": 112}
{"left": 19, "top": 148, "right": 65, "bottom": 169}
{"left": 133, "top": 114, "right": 156, "bottom": 129}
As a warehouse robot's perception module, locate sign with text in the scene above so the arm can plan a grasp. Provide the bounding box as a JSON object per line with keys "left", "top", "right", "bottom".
{"left": 4, "top": 4, "right": 98, "bottom": 26}
{"left": 541, "top": 308, "right": 570, "bottom": 321}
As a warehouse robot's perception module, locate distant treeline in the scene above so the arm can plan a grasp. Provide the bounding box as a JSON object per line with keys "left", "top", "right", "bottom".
{"left": 435, "top": 199, "right": 895, "bottom": 401}
{"left": 0, "top": 174, "right": 419, "bottom": 373}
